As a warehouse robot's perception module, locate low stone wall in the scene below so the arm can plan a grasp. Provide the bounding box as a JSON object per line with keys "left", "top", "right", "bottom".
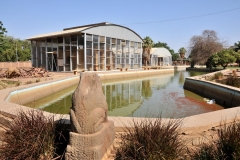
{"left": 0, "top": 61, "right": 32, "bottom": 69}
{"left": 186, "top": 67, "right": 222, "bottom": 72}
{"left": 184, "top": 74, "right": 240, "bottom": 108}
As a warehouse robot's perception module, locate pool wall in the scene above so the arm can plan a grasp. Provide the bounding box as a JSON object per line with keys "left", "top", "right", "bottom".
{"left": 6, "top": 76, "right": 79, "bottom": 105}
{"left": 184, "top": 71, "right": 240, "bottom": 107}
{"left": 98, "top": 69, "right": 174, "bottom": 82}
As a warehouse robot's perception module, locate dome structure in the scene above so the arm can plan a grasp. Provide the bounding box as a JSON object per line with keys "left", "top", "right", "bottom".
{"left": 150, "top": 48, "right": 172, "bottom": 66}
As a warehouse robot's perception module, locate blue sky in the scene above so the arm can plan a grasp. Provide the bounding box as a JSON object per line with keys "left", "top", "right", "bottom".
{"left": 1, "top": 0, "right": 240, "bottom": 53}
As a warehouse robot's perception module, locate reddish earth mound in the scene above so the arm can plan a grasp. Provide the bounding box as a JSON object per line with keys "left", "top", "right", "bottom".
{"left": 0, "top": 67, "right": 51, "bottom": 78}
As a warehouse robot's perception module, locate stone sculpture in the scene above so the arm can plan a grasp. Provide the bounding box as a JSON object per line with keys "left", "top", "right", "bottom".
{"left": 65, "top": 73, "right": 115, "bottom": 160}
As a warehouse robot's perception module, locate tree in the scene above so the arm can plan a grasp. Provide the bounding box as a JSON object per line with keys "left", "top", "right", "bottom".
{"left": 0, "top": 36, "right": 31, "bottom": 62}
{"left": 233, "top": 51, "right": 240, "bottom": 67}
{"left": 172, "top": 53, "right": 180, "bottom": 61}
{"left": 0, "top": 21, "right": 7, "bottom": 36}
{"left": 234, "top": 41, "right": 240, "bottom": 52}
{"left": 208, "top": 49, "right": 236, "bottom": 69}
{"left": 142, "top": 36, "right": 153, "bottom": 66}
{"left": 178, "top": 47, "right": 186, "bottom": 58}
{"left": 0, "top": 21, "right": 7, "bottom": 47}
{"left": 189, "top": 30, "right": 223, "bottom": 67}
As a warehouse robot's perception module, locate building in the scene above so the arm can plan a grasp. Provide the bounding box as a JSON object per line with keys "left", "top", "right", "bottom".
{"left": 150, "top": 48, "right": 172, "bottom": 66}
{"left": 27, "top": 22, "right": 143, "bottom": 72}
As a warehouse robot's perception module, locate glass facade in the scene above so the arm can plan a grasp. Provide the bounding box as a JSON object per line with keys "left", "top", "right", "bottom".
{"left": 31, "top": 33, "right": 142, "bottom": 71}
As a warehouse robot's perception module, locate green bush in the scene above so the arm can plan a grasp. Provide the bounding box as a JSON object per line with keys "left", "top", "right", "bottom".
{"left": 115, "top": 117, "right": 185, "bottom": 160}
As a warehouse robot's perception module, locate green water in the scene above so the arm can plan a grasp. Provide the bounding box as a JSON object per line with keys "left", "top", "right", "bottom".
{"left": 24, "top": 70, "right": 224, "bottom": 118}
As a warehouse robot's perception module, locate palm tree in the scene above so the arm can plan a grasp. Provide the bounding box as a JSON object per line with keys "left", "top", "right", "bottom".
{"left": 142, "top": 36, "right": 153, "bottom": 66}
{"left": 178, "top": 47, "right": 186, "bottom": 58}
{"left": 234, "top": 41, "right": 240, "bottom": 52}
{"left": 178, "top": 47, "right": 186, "bottom": 65}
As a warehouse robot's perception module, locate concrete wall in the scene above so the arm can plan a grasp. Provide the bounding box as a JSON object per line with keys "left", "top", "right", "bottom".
{"left": 184, "top": 78, "right": 240, "bottom": 108}
{"left": 0, "top": 62, "right": 32, "bottom": 69}
{"left": 186, "top": 67, "right": 222, "bottom": 72}
{"left": 99, "top": 69, "right": 174, "bottom": 82}
{"left": 6, "top": 76, "right": 79, "bottom": 105}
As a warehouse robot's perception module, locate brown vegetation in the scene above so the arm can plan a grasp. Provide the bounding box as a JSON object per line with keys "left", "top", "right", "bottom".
{"left": 0, "top": 110, "right": 68, "bottom": 160}
{"left": 0, "top": 67, "right": 50, "bottom": 78}
{"left": 189, "top": 30, "right": 223, "bottom": 66}
{"left": 115, "top": 118, "right": 186, "bottom": 160}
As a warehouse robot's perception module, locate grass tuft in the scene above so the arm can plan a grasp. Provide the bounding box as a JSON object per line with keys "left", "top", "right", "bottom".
{"left": 192, "top": 119, "right": 240, "bottom": 160}
{"left": 115, "top": 117, "right": 185, "bottom": 160}
{"left": 0, "top": 110, "right": 68, "bottom": 160}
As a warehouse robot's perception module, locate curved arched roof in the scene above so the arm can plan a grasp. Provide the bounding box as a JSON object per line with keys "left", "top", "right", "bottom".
{"left": 150, "top": 48, "right": 172, "bottom": 57}
{"left": 27, "top": 22, "right": 143, "bottom": 42}
{"left": 82, "top": 24, "right": 142, "bottom": 42}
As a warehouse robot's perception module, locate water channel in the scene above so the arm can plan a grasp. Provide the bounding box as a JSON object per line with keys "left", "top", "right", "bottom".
{"left": 24, "top": 70, "right": 224, "bottom": 118}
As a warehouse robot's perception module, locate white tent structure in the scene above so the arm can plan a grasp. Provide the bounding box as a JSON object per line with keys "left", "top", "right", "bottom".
{"left": 150, "top": 48, "right": 172, "bottom": 66}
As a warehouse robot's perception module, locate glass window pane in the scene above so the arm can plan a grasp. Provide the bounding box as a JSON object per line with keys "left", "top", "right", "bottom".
{"left": 86, "top": 34, "right": 92, "bottom": 41}
{"left": 86, "top": 41, "right": 92, "bottom": 48}
{"left": 106, "top": 37, "right": 110, "bottom": 44}
{"left": 93, "top": 35, "right": 98, "bottom": 42}
{"left": 106, "top": 44, "right": 111, "bottom": 51}
{"left": 87, "top": 49, "right": 92, "bottom": 56}
{"left": 93, "top": 43, "right": 98, "bottom": 50}
{"left": 58, "top": 37, "right": 63, "bottom": 43}
{"left": 100, "top": 43, "right": 104, "bottom": 50}
{"left": 65, "top": 37, "right": 70, "bottom": 44}
{"left": 117, "top": 39, "right": 121, "bottom": 45}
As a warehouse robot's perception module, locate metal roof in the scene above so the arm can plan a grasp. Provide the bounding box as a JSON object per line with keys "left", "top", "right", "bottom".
{"left": 26, "top": 26, "right": 90, "bottom": 40}
{"left": 150, "top": 48, "right": 172, "bottom": 57}
{"left": 27, "top": 22, "right": 143, "bottom": 42}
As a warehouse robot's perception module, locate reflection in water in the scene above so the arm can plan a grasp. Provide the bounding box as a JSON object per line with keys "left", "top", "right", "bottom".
{"left": 103, "top": 80, "right": 143, "bottom": 116}
{"left": 179, "top": 71, "right": 185, "bottom": 84}
{"left": 24, "top": 84, "right": 77, "bottom": 114}
{"left": 23, "top": 70, "right": 224, "bottom": 118}
{"left": 142, "top": 80, "right": 152, "bottom": 99}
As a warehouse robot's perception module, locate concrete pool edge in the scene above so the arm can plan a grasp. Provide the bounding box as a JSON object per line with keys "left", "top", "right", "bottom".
{"left": 0, "top": 68, "right": 239, "bottom": 132}
{"left": 184, "top": 69, "right": 240, "bottom": 107}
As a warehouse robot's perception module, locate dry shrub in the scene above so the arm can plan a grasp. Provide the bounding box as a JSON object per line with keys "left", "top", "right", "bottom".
{"left": 0, "top": 80, "right": 8, "bottom": 89}
{"left": 6, "top": 67, "right": 20, "bottom": 78}
{"left": 209, "top": 72, "right": 223, "bottom": 81}
{"left": 25, "top": 80, "right": 33, "bottom": 85}
{"left": 115, "top": 117, "right": 185, "bottom": 160}
{"left": 192, "top": 119, "right": 240, "bottom": 160}
{"left": 214, "top": 72, "right": 223, "bottom": 80}
{"left": 225, "top": 75, "right": 240, "bottom": 88}
{"left": 0, "top": 110, "right": 68, "bottom": 160}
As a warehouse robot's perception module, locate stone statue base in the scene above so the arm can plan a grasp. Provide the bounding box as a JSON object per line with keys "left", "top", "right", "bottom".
{"left": 65, "top": 121, "right": 115, "bottom": 160}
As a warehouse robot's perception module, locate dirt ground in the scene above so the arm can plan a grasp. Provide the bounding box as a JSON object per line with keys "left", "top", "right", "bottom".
{"left": 0, "top": 71, "right": 77, "bottom": 89}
